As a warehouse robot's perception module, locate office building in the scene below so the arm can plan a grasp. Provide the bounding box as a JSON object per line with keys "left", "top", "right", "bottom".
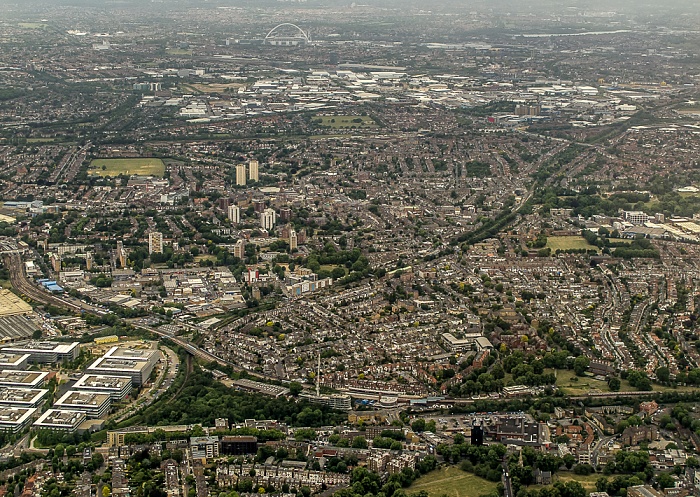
{"left": 299, "top": 392, "right": 351, "bottom": 410}
{"left": 0, "top": 353, "right": 30, "bottom": 370}
{"left": 0, "top": 406, "right": 37, "bottom": 433}
{"left": 0, "top": 370, "right": 49, "bottom": 388}
{"left": 1, "top": 341, "right": 79, "bottom": 364}
{"left": 54, "top": 390, "right": 111, "bottom": 419}
{"left": 86, "top": 347, "right": 160, "bottom": 387}
{"left": 261, "top": 208, "right": 276, "bottom": 231}
{"left": 33, "top": 409, "right": 87, "bottom": 433}
{"left": 190, "top": 436, "right": 220, "bottom": 461}
{"left": 228, "top": 205, "right": 240, "bottom": 224}
{"left": 149, "top": 232, "right": 164, "bottom": 254}
{"left": 72, "top": 374, "right": 133, "bottom": 401}
{"left": 0, "top": 387, "right": 48, "bottom": 408}
{"left": 221, "top": 436, "right": 258, "bottom": 455}
{"left": 236, "top": 164, "right": 246, "bottom": 186}
{"left": 623, "top": 211, "right": 648, "bottom": 226}
{"left": 248, "top": 160, "right": 259, "bottom": 182}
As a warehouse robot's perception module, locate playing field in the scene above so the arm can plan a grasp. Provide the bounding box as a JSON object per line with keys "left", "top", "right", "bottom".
{"left": 314, "top": 115, "right": 377, "bottom": 129}
{"left": 409, "top": 467, "right": 498, "bottom": 497}
{"left": 89, "top": 158, "right": 165, "bottom": 178}
{"left": 546, "top": 236, "right": 599, "bottom": 252}
{"left": 553, "top": 368, "right": 612, "bottom": 395}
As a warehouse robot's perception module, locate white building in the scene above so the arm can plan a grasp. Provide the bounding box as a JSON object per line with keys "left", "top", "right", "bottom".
{"left": 1, "top": 341, "right": 79, "bottom": 363}
{"left": 0, "top": 387, "right": 48, "bottom": 408}
{"left": 623, "top": 211, "right": 648, "bottom": 226}
{"left": 86, "top": 347, "right": 160, "bottom": 387}
{"left": 228, "top": 205, "right": 240, "bottom": 224}
{"left": 261, "top": 208, "right": 276, "bottom": 231}
{"left": 0, "top": 406, "right": 37, "bottom": 433}
{"left": 33, "top": 409, "right": 86, "bottom": 433}
{"left": 54, "top": 390, "right": 111, "bottom": 419}
{"left": 72, "top": 374, "right": 133, "bottom": 401}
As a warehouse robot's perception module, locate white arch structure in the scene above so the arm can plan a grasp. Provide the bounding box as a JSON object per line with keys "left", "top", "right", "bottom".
{"left": 264, "top": 23, "right": 310, "bottom": 44}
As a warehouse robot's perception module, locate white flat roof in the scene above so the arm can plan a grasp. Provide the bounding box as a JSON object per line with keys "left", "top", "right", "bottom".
{"left": 55, "top": 390, "right": 111, "bottom": 408}
{"left": 0, "top": 406, "right": 37, "bottom": 426}
{"left": 0, "top": 387, "right": 48, "bottom": 406}
{"left": 0, "top": 370, "right": 49, "bottom": 387}
{"left": 1, "top": 341, "right": 79, "bottom": 355}
{"left": 34, "top": 409, "right": 86, "bottom": 428}
{"left": 73, "top": 374, "right": 132, "bottom": 390}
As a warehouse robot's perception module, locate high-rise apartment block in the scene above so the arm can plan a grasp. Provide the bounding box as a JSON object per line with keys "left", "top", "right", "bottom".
{"left": 228, "top": 205, "right": 240, "bottom": 224}
{"left": 261, "top": 208, "right": 276, "bottom": 231}
{"left": 236, "top": 164, "right": 246, "bottom": 186}
{"left": 248, "top": 160, "right": 259, "bottom": 182}
{"left": 148, "top": 232, "right": 163, "bottom": 254}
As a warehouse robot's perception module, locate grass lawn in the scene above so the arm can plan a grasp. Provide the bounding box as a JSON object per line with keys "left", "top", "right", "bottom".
{"left": 552, "top": 369, "right": 619, "bottom": 395}
{"left": 195, "top": 255, "right": 217, "bottom": 263}
{"left": 320, "top": 264, "right": 348, "bottom": 275}
{"left": 409, "top": 467, "right": 498, "bottom": 497}
{"left": 552, "top": 368, "right": 700, "bottom": 395}
{"left": 314, "top": 115, "right": 377, "bottom": 129}
{"left": 89, "top": 158, "right": 165, "bottom": 178}
{"left": 553, "top": 472, "right": 601, "bottom": 492}
{"left": 546, "top": 236, "right": 599, "bottom": 253}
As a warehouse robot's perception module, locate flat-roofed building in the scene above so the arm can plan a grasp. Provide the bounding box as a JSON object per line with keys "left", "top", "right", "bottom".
{"left": 220, "top": 436, "right": 258, "bottom": 455}
{"left": 72, "top": 374, "right": 132, "bottom": 401}
{"left": 86, "top": 347, "right": 160, "bottom": 387}
{"left": 0, "top": 353, "right": 30, "bottom": 370}
{"left": 0, "top": 341, "right": 80, "bottom": 363}
{"left": 0, "top": 370, "right": 49, "bottom": 388}
{"left": 86, "top": 358, "right": 152, "bottom": 387}
{"left": 190, "top": 436, "right": 220, "bottom": 461}
{"left": 33, "top": 409, "right": 86, "bottom": 433}
{"left": 441, "top": 332, "right": 483, "bottom": 352}
{"left": 0, "top": 406, "right": 37, "bottom": 433}
{"left": 54, "top": 390, "right": 111, "bottom": 419}
{"left": 0, "top": 387, "right": 48, "bottom": 408}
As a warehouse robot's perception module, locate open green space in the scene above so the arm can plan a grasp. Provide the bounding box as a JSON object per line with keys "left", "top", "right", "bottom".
{"left": 546, "top": 236, "right": 599, "bottom": 253}
{"left": 553, "top": 368, "right": 617, "bottom": 395}
{"left": 88, "top": 158, "right": 165, "bottom": 178}
{"left": 409, "top": 466, "right": 498, "bottom": 497}
{"left": 314, "top": 115, "right": 378, "bottom": 129}
{"left": 166, "top": 48, "right": 193, "bottom": 56}
{"left": 553, "top": 472, "right": 601, "bottom": 492}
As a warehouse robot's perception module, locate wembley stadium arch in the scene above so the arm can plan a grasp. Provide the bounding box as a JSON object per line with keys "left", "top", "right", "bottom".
{"left": 264, "top": 23, "right": 311, "bottom": 46}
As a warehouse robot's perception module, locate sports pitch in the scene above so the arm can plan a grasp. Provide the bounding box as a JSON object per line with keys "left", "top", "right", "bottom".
{"left": 88, "top": 158, "right": 166, "bottom": 177}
